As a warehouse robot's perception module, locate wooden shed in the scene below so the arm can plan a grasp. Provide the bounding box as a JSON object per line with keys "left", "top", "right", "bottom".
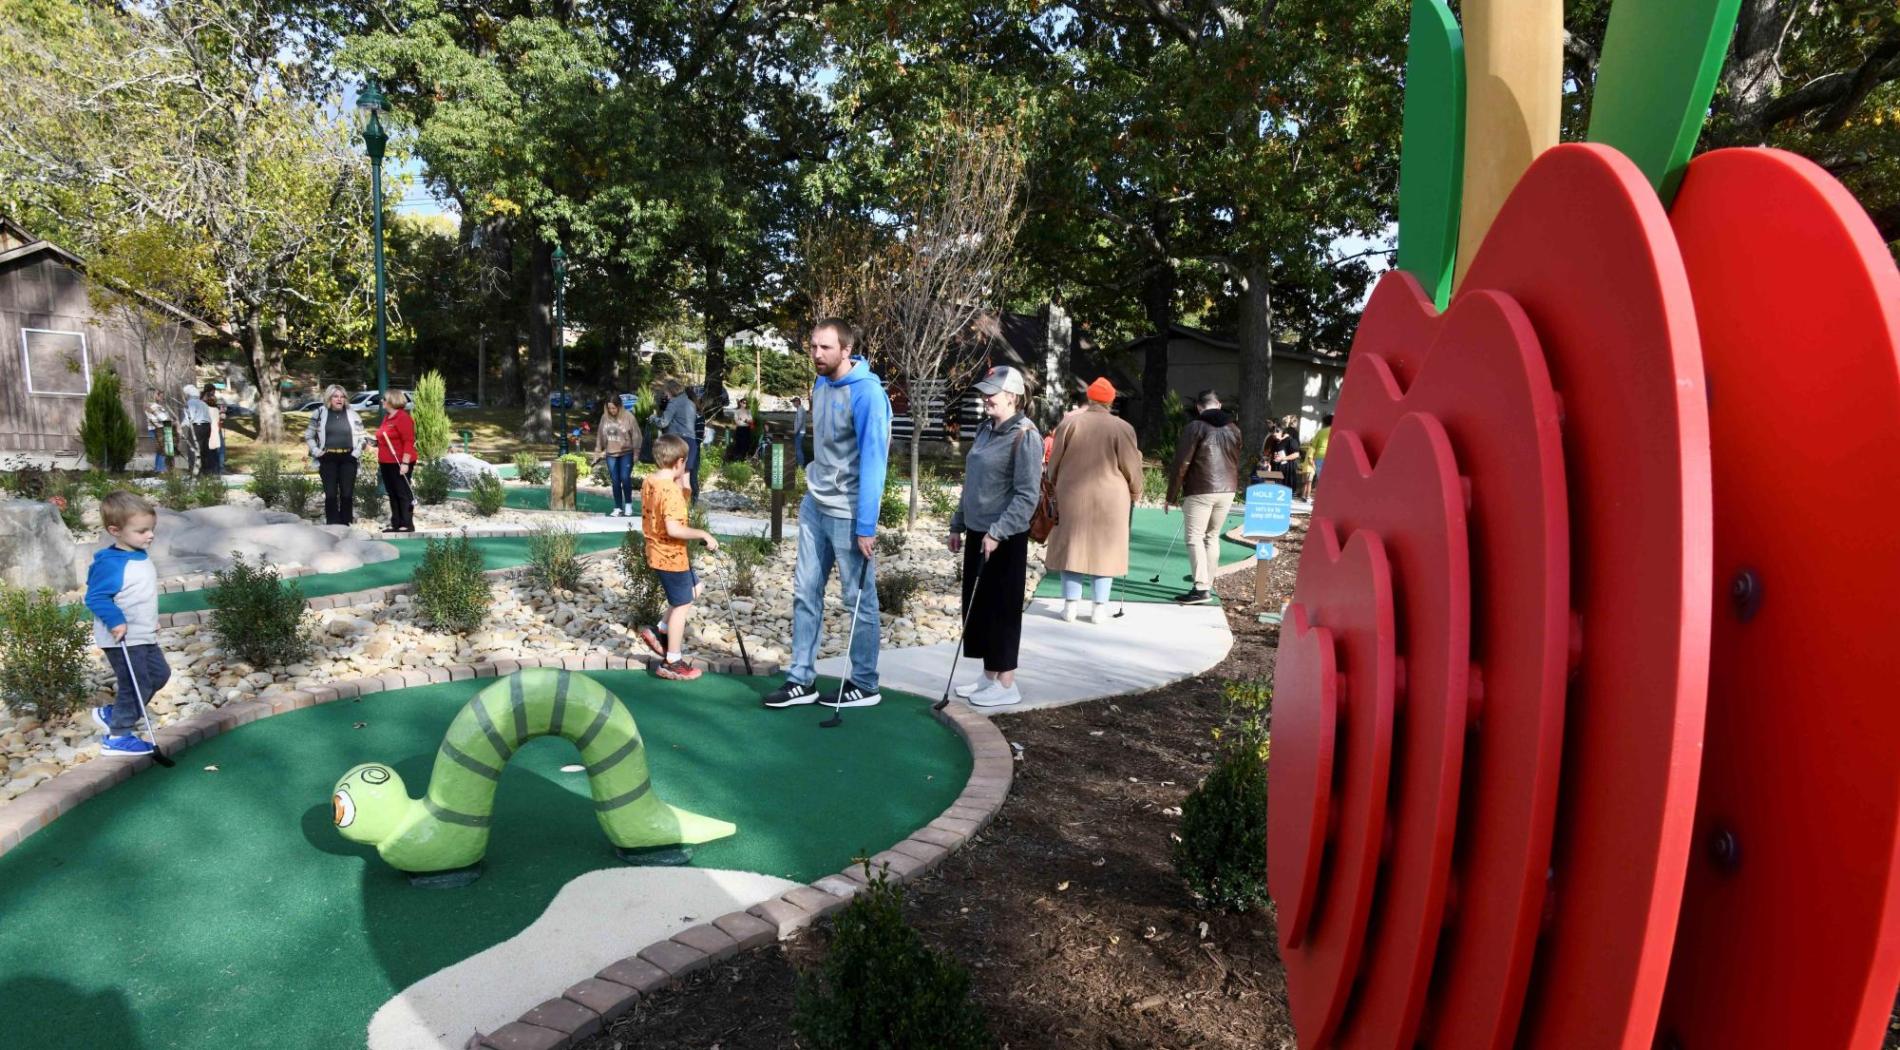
{"left": 0, "top": 216, "right": 204, "bottom": 460}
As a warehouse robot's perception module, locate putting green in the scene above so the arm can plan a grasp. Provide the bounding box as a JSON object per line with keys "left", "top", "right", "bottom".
{"left": 156, "top": 533, "right": 628, "bottom": 615}
{"left": 449, "top": 485, "right": 628, "bottom": 515}
{"left": 1034, "top": 505, "right": 1254, "bottom": 605}
{"left": 0, "top": 671, "right": 968, "bottom": 1049}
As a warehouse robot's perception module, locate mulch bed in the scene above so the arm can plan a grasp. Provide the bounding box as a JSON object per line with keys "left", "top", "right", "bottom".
{"left": 576, "top": 523, "right": 1304, "bottom": 1050}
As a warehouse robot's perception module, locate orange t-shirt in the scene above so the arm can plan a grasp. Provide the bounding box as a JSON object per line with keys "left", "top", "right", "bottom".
{"left": 641, "top": 473, "right": 690, "bottom": 572}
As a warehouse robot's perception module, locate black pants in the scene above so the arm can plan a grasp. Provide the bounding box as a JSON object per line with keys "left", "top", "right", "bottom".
{"left": 319, "top": 452, "right": 357, "bottom": 525}
{"left": 193, "top": 422, "right": 212, "bottom": 473}
{"left": 380, "top": 462, "right": 414, "bottom": 530}
{"left": 961, "top": 528, "right": 1029, "bottom": 673}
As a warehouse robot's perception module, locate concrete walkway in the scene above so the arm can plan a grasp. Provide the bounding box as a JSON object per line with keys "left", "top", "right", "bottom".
{"left": 817, "top": 595, "right": 1233, "bottom": 716}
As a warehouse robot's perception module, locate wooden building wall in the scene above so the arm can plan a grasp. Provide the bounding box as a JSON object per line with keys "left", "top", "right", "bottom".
{"left": 0, "top": 252, "right": 194, "bottom": 455}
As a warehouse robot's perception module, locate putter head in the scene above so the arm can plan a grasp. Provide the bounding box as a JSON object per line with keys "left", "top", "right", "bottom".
{"left": 932, "top": 697, "right": 951, "bottom": 712}
{"left": 819, "top": 710, "right": 844, "bottom": 728}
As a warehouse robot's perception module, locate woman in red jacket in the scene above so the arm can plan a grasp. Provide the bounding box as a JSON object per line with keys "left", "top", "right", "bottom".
{"left": 376, "top": 390, "right": 418, "bottom": 532}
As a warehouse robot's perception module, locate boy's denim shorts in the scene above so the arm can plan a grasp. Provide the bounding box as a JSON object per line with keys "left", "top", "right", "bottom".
{"left": 658, "top": 567, "right": 699, "bottom": 608}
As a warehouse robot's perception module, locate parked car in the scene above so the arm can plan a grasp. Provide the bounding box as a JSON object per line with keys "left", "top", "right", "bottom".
{"left": 294, "top": 399, "right": 322, "bottom": 412}
{"left": 550, "top": 391, "right": 575, "bottom": 409}
{"left": 348, "top": 390, "right": 382, "bottom": 409}
{"left": 220, "top": 404, "right": 255, "bottom": 418}
{"left": 444, "top": 397, "right": 480, "bottom": 409}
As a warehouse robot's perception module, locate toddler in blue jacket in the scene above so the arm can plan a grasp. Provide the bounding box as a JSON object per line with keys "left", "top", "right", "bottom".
{"left": 83, "top": 491, "right": 170, "bottom": 757}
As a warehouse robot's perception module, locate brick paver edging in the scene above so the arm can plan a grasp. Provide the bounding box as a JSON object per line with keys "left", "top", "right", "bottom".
{"left": 155, "top": 547, "right": 624, "bottom": 629}
{"left": 0, "top": 653, "right": 1014, "bottom": 1050}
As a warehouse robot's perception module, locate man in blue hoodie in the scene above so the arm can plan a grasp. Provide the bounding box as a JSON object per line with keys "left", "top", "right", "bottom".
{"left": 763, "top": 319, "right": 893, "bottom": 710}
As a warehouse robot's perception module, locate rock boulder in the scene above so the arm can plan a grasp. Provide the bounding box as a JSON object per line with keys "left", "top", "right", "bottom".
{"left": 0, "top": 499, "right": 86, "bottom": 592}
{"left": 439, "top": 453, "right": 500, "bottom": 488}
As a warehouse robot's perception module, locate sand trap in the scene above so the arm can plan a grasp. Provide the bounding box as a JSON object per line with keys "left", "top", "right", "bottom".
{"left": 366, "top": 866, "right": 798, "bottom": 1049}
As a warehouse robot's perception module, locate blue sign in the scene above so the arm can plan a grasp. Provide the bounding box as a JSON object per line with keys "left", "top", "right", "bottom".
{"left": 1256, "top": 541, "right": 1276, "bottom": 561}
{"left": 1242, "top": 483, "right": 1293, "bottom": 538}
{"left": 619, "top": 393, "right": 637, "bottom": 411}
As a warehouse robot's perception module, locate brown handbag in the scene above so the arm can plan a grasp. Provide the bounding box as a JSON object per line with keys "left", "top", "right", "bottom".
{"left": 1029, "top": 475, "right": 1059, "bottom": 542}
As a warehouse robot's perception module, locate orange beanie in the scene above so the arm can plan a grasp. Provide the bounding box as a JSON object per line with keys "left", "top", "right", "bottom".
{"left": 1086, "top": 377, "right": 1116, "bottom": 403}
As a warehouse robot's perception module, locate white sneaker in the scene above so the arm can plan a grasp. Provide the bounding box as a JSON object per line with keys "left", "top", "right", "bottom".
{"left": 607, "top": 507, "right": 622, "bottom": 517}
{"left": 1091, "top": 604, "right": 1114, "bottom": 625}
{"left": 624, "top": 505, "right": 636, "bottom": 517}
{"left": 955, "top": 677, "right": 992, "bottom": 698}
{"left": 969, "top": 679, "right": 1022, "bottom": 707}
{"left": 1062, "top": 601, "right": 1078, "bottom": 622}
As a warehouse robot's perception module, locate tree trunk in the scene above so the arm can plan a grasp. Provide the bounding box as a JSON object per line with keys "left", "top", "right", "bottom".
{"left": 476, "top": 324, "right": 486, "bottom": 408}
{"left": 703, "top": 324, "right": 729, "bottom": 417}
{"left": 1715, "top": 0, "right": 1784, "bottom": 142}
{"left": 522, "top": 241, "right": 554, "bottom": 442}
{"left": 239, "top": 306, "right": 284, "bottom": 443}
{"left": 1236, "top": 264, "right": 1273, "bottom": 469}
{"left": 1039, "top": 300, "right": 1073, "bottom": 430}
{"left": 908, "top": 397, "right": 925, "bottom": 526}
{"left": 1138, "top": 264, "right": 1176, "bottom": 447}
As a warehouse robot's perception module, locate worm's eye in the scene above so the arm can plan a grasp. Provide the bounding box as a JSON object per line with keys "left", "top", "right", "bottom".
{"left": 333, "top": 790, "right": 357, "bottom": 828}
{"left": 362, "top": 767, "right": 390, "bottom": 785}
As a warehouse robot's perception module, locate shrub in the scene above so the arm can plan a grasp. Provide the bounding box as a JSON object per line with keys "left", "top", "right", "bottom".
{"left": 874, "top": 569, "right": 924, "bottom": 617}
{"left": 159, "top": 471, "right": 194, "bottom": 510}
{"left": 879, "top": 474, "right": 907, "bottom": 529}
{"left": 413, "top": 460, "right": 452, "bottom": 505}
{"left": 354, "top": 459, "right": 386, "bottom": 521}
{"left": 280, "top": 473, "right": 316, "bottom": 519}
{"left": 0, "top": 586, "right": 92, "bottom": 720}
{"left": 79, "top": 367, "right": 138, "bottom": 473}
{"left": 1216, "top": 676, "right": 1271, "bottom": 760}
{"left": 83, "top": 470, "right": 121, "bottom": 504}
{"left": 528, "top": 523, "right": 582, "bottom": 591}
{"left": 793, "top": 865, "right": 989, "bottom": 1050}
{"left": 513, "top": 452, "right": 549, "bottom": 484}
{"left": 727, "top": 535, "right": 773, "bottom": 598}
{"left": 557, "top": 452, "right": 591, "bottom": 479}
{"left": 1173, "top": 744, "right": 1268, "bottom": 912}
{"left": 919, "top": 469, "right": 955, "bottom": 518}
{"left": 617, "top": 530, "right": 667, "bottom": 627}
{"left": 207, "top": 556, "right": 311, "bottom": 668}
{"left": 47, "top": 474, "right": 85, "bottom": 531}
{"left": 687, "top": 501, "right": 711, "bottom": 535}
{"left": 413, "top": 371, "right": 451, "bottom": 461}
{"left": 1152, "top": 390, "right": 1191, "bottom": 466}
{"left": 247, "top": 450, "right": 285, "bottom": 509}
{"left": 470, "top": 473, "right": 506, "bottom": 516}
{"left": 6, "top": 465, "right": 49, "bottom": 500}
{"left": 874, "top": 531, "right": 905, "bottom": 559}
{"left": 1142, "top": 464, "right": 1168, "bottom": 505}
{"left": 719, "top": 460, "right": 754, "bottom": 492}
{"left": 414, "top": 534, "right": 490, "bottom": 633}
{"left": 191, "top": 474, "right": 227, "bottom": 508}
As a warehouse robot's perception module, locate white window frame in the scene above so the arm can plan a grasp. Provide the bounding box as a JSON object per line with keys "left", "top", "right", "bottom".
{"left": 20, "top": 327, "right": 91, "bottom": 397}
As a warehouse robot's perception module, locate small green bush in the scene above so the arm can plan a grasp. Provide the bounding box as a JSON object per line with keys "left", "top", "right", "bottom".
{"left": 1142, "top": 464, "right": 1168, "bottom": 505}
{"left": 617, "top": 529, "right": 667, "bottom": 627}
{"left": 206, "top": 556, "right": 311, "bottom": 668}
{"left": 413, "top": 372, "right": 451, "bottom": 461}
{"left": 793, "top": 865, "right": 989, "bottom": 1050}
{"left": 280, "top": 473, "right": 316, "bottom": 519}
{"left": 414, "top": 534, "right": 490, "bottom": 633}
{"left": 528, "top": 523, "right": 582, "bottom": 591}
{"left": 5, "top": 465, "right": 49, "bottom": 500}
{"left": 0, "top": 586, "right": 92, "bottom": 720}
{"left": 874, "top": 569, "right": 923, "bottom": 617}
{"left": 875, "top": 531, "right": 905, "bottom": 559}
{"left": 1173, "top": 744, "right": 1268, "bottom": 912}
{"left": 687, "top": 501, "right": 711, "bottom": 535}
{"left": 354, "top": 459, "right": 385, "bottom": 521}
{"left": 79, "top": 367, "right": 137, "bottom": 473}
{"left": 247, "top": 449, "right": 285, "bottom": 509}
{"left": 48, "top": 475, "right": 85, "bottom": 531}
{"left": 191, "top": 474, "right": 226, "bottom": 508}
{"left": 82, "top": 470, "right": 121, "bottom": 504}
{"left": 719, "top": 460, "right": 754, "bottom": 492}
{"left": 512, "top": 452, "right": 549, "bottom": 485}
{"left": 470, "top": 473, "right": 506, "bottom": 516}
{"left": 413, "top": 459, "right": 452, "bottom": 505}
{"left": 726, "top": 535, "right": 773, "bottom": 598}
{"left": 879, "top": 474, "right": 907, "bottom": 529}
{"left": 159, "top": 471, "right": 194, "bottom": 510}
{"left": 919, "top": 469, "right": 955, "bottom": 517}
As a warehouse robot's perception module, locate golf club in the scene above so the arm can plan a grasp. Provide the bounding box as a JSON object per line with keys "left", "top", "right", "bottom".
{"left": 118, "top": 639, "right": 175, "bottom": 768}
{"left": 820, "top": 557, "right": 875, "bottom": 729}
{"left": 934, "top": 547, "right": 989, "bottom": 712}
{"left": 1149, "top": 520, "right": 1182, "bottom": 583}
{"left": 733, "top": 621, "right": 754, "bottom": 676}
{"left": 1115, "top": 506, "right": 1133, "bottom": 616}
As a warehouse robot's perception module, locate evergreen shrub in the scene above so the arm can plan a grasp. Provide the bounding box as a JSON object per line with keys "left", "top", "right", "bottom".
{"left": 412, "top": 372, "right": 451, "bottom": 461}
{"left": 0, "top": 586, "right": 92, "bottom": 719}
{"left": 414, "top": 534, "right": 490, "bottom": 633}
{"left": 207, "top": 556, "right": 310, "bottom": 668}
{"left": 414, "top": 460, "right": 452, "bottom": 505}
{"left": 470, "top": 473, "right": 506, "bottom": 516}
{"left": 79, "top": 368, "right": 137, "bottom": 473}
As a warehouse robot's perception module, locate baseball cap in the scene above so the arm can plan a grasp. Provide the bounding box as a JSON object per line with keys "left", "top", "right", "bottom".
{"left": 974, "top": 365, "right": 1026, "bottom": 396}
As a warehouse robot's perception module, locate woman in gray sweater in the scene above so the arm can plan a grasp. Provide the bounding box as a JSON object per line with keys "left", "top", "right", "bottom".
{"left": 946, "top": 365, "right": 1044, "bottom": 708}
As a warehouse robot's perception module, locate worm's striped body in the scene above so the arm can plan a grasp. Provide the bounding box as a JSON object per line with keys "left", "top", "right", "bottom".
{"left": 332, "top": 668, "right": 735, "bottom": 874}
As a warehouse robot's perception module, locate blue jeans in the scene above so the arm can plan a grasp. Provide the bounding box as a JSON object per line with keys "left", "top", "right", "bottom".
{"left": 149, "top": 429, "right": 166, "bottom": 473}
{"left": 606, "top": 453, "right": 634, "bottom": 508}
{"left": 1060, "top": 571, "right": 1113, "bottom": 603}
{"left": 103, "top": 644, "right": 171, "bottom": 733}
{"left": 787, "top": 495, "right": 880, "bottom": 690}
{"left": 686, "top": 439, "right": 701, "bottom": 505}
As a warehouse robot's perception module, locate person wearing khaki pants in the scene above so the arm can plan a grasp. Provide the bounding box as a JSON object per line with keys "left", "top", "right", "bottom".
{"left": 1165, "top": 389, "right": 1244, "bottom": 605}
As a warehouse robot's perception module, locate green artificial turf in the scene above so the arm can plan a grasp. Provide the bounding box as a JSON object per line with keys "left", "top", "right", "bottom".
{"left": 0, "top": 671, "right": 968, "bottom": 1049}
{"left": 156, "top": 532, "right": 628, "bottom": 615}
{"left": 1033, "top": 505, "right": 1255, "bottom": 605}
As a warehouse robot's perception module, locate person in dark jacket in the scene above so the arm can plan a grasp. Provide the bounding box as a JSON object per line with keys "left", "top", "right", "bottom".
{"left": 1165, "top": 390, "right": 1243, "bottom": 605}
{"left": 652, "top": 378, "right": 700, "bottom": 505}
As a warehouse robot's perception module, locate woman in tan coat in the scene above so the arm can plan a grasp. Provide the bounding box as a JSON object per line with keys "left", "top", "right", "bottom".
{"left": 1043, "top": 378, "right": 1144, "bottom": 623}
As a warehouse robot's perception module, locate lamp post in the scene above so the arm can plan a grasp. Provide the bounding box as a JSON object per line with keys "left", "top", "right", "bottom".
{"left": 356, "top": 79, "right": 391, "bottom": 403}
{"left": 553, "top": 244, "right": 568, "bottom": 455}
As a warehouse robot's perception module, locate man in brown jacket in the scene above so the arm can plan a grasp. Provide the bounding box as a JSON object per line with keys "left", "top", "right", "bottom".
{"left": 1165, "top": 390, "right": 1243, "bottom": 605}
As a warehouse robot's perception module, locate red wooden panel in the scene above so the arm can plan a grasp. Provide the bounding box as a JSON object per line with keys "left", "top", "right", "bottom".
{"left": 1316, "top": 417, "right": 1470, "bottom": 1050}
{"left": 1267, "top": 603, "right": 1338, "bottom": 948}
{"left": 1461, "top": 143, "right": 1712, "bottom": 1049}
{"left": 1658, "top": 147, "right": 1900, "bottom": 1049}
{"left": 1278, "top": 523, "right": 1398, "bottom": 1044}
{"left": 1329, "top": 274, "right": 1569, "bottom": 1050}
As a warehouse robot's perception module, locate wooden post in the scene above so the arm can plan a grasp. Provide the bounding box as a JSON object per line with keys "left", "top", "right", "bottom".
{"left": 549, "top": 458, "right": 577, "bottom": 511}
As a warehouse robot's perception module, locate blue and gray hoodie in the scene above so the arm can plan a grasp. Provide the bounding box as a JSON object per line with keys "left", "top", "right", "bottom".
{"left": 84, "top": 546, "right": 159, "bottom": 648}
{"left": 800, "top": 357, "right": 893, "bottom": 537}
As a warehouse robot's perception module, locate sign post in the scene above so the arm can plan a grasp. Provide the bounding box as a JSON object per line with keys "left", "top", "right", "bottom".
{"left": 768, "top": 440, "right": 788, "bottom": 542}
{"left": 1240, "top": 483, "right": 1294, "bottom": 606}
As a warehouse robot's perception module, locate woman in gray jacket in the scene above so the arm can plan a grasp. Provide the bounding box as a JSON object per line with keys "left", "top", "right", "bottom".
{"left": 305, "top": 385, "right": 369, "bottom": 526}
{"left": 946, "top": 365, "right": 1044, "bottom": 708}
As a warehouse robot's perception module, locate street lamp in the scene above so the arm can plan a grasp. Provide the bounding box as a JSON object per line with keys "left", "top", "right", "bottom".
{"left": 553, "top": 244, "right": 568, "bottom": 454}
{"left": 356, "top": 79, "right": 391, "bottom": 403}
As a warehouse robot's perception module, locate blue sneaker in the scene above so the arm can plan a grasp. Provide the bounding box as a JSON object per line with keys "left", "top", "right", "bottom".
{"left": 90, "top": 706, "right": 113, "bottom": 733}
{"left": 101, "top": 735, "right": 155, "bottom": 757}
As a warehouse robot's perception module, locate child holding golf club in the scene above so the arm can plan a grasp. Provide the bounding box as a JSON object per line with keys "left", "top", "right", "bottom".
{"left": 638, "top": 434, "right": 720, "bottom": 682}
{"left": 84, "top": 491, "right": 171, "bottom": 757}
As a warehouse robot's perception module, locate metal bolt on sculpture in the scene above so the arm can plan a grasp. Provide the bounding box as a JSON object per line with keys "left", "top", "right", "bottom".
{"left": 1268, "top": 1, "right": 1900, "bottom": 1048}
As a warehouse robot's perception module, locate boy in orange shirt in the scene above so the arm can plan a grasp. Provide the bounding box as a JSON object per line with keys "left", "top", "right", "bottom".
{"left": 638, "top": 434, "right": 721, "bottom": 680}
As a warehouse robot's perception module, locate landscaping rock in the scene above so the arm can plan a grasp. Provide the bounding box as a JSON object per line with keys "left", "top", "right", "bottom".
{"left": 147, "top": 505, "right": 400, "bottom": 578}
{"left": 440, "top": 452, "right": 501, "bottom": 488}
{"left": 0, "top": 499, "right": 85, "bottom": 592}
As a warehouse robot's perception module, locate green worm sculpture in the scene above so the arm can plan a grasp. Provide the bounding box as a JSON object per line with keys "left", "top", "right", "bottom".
{"left": 331, "top": 668, "right": 735, "bottom": 880}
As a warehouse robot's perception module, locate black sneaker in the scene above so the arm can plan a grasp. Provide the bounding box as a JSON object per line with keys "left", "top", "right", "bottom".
{"left": 829, "top": 681, "right": 882, "bottom": 709}
{"left": 1173, "top": 589, "right": 1212, "bottom": 605}
{"left": 762, "top": 679, "right": 820, "bottom": 708}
